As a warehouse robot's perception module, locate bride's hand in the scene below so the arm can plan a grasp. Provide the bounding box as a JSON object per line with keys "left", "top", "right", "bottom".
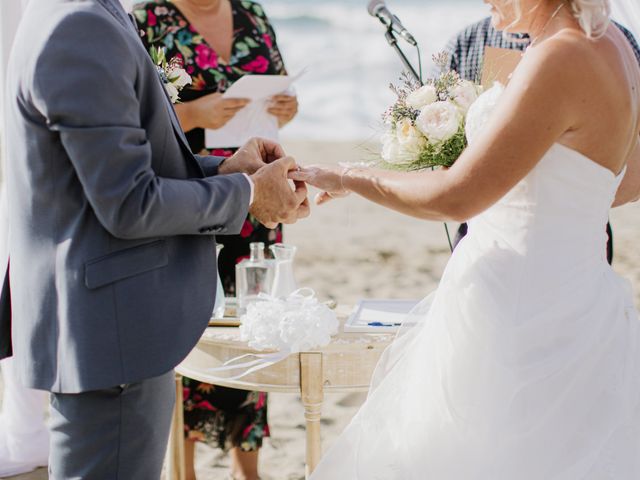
{"left": 288, "top": 166, "right": 351, "bottom": 205}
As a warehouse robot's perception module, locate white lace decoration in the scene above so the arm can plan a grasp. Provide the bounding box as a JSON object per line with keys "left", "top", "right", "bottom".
{"left": 206, "top": 289, "right": 339, "bottom": 380}
{"left": 240, "top": 288, "right": 339, "bottom": 352}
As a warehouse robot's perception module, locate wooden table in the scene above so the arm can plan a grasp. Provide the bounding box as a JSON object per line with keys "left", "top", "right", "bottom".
{"left": 166, "top": 314, "right": 393, "bottom": 480}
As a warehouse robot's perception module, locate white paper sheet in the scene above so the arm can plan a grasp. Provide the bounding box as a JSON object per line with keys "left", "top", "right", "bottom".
{"left": 205, "top": 72, "right": 303, "bottom": 149}
{"left": 344, "top": 299, "right": 421, "bottom": 333}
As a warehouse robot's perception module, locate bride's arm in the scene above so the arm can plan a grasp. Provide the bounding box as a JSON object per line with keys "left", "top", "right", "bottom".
{"left": 613, "top": 137, "right": 640, "bottom": 207}
{"left": 294, "top": 41, "right": 594, "bottom": 222}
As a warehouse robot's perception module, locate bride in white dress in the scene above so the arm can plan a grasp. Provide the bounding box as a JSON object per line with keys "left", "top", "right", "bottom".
{"left": 291, "top": 0, "right": 640, "bottom": 478}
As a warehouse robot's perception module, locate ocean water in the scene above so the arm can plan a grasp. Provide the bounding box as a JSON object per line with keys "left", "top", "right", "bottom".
{"left": 262, "top": 0, "right": 489, "bottom": 141}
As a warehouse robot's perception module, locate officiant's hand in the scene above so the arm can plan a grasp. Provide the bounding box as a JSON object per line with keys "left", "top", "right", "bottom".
{"left": 268, "top": 94, "right": 298, "bottom": 127}
{"left": 219, "top": 138, "right": 285, "bottom": 175}
{"left": 176, "top": 92, "right": 250, "bottom": 132}
{"left": 288, "top": 165, "right": 351, "bottom": 205}
{"left": 250, "top": 157, "right": 310, "bottom": 228}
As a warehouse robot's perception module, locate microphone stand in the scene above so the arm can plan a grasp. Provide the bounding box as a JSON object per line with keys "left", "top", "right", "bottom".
{"left": 384, "top": 28, "right": 422, "bottom": 85}
{"left": 382, "top": 26, "right": 455, "bottom": 252}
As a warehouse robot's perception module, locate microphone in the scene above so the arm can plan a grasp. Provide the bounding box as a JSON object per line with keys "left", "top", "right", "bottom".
{"left": 367, "top": 0, "right": 417, "bottom": 46}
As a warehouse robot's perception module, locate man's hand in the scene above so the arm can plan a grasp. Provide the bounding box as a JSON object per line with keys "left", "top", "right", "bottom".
{"left": 249, "top": 156, "right": 310, "bottom": 228}
{"left": 218, "top": 138, "right": 286, "bottom": 175}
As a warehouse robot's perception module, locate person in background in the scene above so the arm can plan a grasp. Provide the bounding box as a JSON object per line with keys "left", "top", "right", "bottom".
{"left": 133, "top": 1, "right": 297, "bottom": 479}
{"left": 443, "top": 16, "right": 640, "bottom": 262}
{"left": 0, "top": 0, "right": 49, "bottom": 475}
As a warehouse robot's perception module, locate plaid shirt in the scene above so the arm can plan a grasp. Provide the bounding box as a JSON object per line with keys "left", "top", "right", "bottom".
{"left": 444, "top": 17, "right": 640, "bottom": 81}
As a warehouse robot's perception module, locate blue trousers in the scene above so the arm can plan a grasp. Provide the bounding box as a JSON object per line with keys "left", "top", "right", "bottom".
{"left": 49, "top": 370, "right": 175, "bottom": 479}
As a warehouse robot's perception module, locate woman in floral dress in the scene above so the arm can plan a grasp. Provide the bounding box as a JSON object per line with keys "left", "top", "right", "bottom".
{"left": 133, "top": 1, "right": 297, "bottom": 478}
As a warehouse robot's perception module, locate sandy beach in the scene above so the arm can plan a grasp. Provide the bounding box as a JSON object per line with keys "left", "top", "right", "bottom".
{"left": 2, "top": 140, "right": 640, "bottom": 480}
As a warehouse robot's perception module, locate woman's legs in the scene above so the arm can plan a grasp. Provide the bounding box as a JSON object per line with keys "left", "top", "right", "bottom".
{"left": 184, "top": 439, "right": 197, "bottom": 480}
{"left": 230, "top": 448, "right": 260, "bottom": 480}
{"left": 182, "top": 440, "right": 260, "bottom": 480}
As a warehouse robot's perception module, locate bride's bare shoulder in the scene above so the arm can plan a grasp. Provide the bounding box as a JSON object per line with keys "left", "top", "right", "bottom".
{"left": 510, "top": 26, "right": 635, "bottom": 115}
{"left": 515, "top": 29, "right": 602, "bottom": 82}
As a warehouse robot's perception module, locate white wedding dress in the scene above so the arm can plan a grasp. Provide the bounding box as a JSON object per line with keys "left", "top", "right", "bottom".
{"left": 311, "top": 85, "right": 640, "bottom": 479}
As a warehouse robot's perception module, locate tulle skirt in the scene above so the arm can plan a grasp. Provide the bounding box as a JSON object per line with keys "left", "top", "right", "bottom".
{"left": 311, "top": 234, "right": 640, "bottom": 479}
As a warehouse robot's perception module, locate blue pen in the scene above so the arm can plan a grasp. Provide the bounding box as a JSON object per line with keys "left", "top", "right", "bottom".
{"left": 367, "top": 322, "right": 402, "bottom": 327}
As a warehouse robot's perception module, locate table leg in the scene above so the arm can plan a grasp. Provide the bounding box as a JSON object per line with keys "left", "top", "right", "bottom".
{"left": 300, "top": 353, "right": 324, "bottom": 479}
{"left": 167, "top": 372, "right": 186, "bottom": 480}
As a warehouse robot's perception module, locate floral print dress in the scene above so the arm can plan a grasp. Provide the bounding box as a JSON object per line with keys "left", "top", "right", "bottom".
{"left": 134, "top": 0, "right": 285, "bottom": 452}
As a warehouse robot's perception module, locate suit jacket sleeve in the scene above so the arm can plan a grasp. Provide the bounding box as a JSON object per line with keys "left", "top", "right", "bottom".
{"left": 32, "top": 11, "right": 250, "bottom": 239}
{"left": 194, "top": 154, "right": 226, "bottom": 177}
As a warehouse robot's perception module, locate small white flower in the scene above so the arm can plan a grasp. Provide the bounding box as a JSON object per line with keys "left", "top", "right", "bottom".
{"left": 382, "top": 123, "right": 425, "bottom": 165}
{"left": 165, "top": 82, "right": 179, "bottom": 104}
{"left": 450, "top": 80, "right": 481, "bottom": 113}
{"left": 381, "top": 132, "right": 403, "bottom": 164}
{"left": 416, "top": 101, "right": 461, "bottom": 143}
{"left": 168, "top": 68, "right": 192, "bottom": 89}
{"left": 396, "top": 119, "right": 426, "bottom": 153}
{"left": 395, "top": 119, "right": 420, "bottom": 144}
{"left": 405, "top": 84, "right": 437, "bottom": 109}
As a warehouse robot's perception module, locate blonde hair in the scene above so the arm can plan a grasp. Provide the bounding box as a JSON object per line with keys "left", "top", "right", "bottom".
{"left": 511, "top": 0, "right": 611, "bottom": 38}
{"left": 569, "top": 0, "right": 611, "bottom": 38}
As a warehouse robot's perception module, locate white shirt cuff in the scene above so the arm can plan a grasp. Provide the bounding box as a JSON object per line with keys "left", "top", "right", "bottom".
{"left": 243, "top": 173, "right": 255, "bottom": 205}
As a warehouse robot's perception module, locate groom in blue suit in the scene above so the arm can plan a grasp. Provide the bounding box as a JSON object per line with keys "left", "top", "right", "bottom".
{"left": 2, "top": 0, "right": 309, "bottom": 477}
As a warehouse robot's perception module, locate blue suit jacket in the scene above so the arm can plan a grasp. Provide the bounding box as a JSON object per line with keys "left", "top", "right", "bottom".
{"left": 2, "top": 0, "right": 251, "bottom": 392}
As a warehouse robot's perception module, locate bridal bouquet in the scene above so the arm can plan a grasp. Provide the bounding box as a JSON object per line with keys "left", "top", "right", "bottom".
{"left": 380, "top": 53, "right": 482, "bottom": 170}
{"left": 150, "top": 46, "right": 192, "bottom": 104}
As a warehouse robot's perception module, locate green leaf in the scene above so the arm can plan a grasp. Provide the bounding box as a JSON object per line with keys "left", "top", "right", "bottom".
{"left": 132, "top": 9, "right": 146, "bottom": 23}
{"left": 176, "top": 43, "right": 193, "bottom": 60}
{"left": 244, "top": 37, "right": 259, "bottom": 48}
{"left": 235, "top": 42, "right": 250, "bottom": 53}
{"left": 253, "top": 4, "right": 265, "bottom": 17}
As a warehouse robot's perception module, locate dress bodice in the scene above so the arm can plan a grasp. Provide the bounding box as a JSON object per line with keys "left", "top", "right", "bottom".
{"left": 463, "top": 84, "right": 626, "bottom": 267}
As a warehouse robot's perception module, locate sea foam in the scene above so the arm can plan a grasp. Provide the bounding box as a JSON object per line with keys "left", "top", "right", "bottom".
{"left": 262, "top": 0, "right": 488, "bottom": 141}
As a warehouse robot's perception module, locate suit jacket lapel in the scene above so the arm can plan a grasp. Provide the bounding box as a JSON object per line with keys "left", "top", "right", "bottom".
{"left": 95, "top": 0, "right": 205, "bottom": 176}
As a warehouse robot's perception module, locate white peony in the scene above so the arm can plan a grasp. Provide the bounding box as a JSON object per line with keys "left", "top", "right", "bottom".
{"left": 405, "top": 85, "right": 437, "bottom": 109}
{"left": 416, "top": 101, "right": 461, "bottom": 143}
{"left": 450, "top": 80, "right": 481, "bottom": 113}
{"left": 169, "top": 68, "right": 192, "bottom": 89}
{"left": 164, "top": 82, "right": 180, "bottom": 104}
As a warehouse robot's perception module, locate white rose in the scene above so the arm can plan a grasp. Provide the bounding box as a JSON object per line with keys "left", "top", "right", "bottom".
{"left": 165, "top": 82, "right": 180, "bottom": 104}
{"left": 450, "top": 80, "right": 480, "bottom": 113}
{"left": 169, "top": 68, "right": 192, "bottom": 89}
{"left": 416, "top": 101, "right": 461, "bottom": 143}
{"left": 405, "top": 85, "right": 437, "bottom": 109}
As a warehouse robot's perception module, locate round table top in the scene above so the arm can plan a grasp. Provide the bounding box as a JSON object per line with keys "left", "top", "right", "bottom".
{"left": 176, "top": 308, "right": 395, "bottom": 393}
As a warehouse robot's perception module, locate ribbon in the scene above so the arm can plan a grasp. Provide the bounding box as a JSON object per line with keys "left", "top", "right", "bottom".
{"left": 205, "top": 288, "right": 338, "bottom": 381}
